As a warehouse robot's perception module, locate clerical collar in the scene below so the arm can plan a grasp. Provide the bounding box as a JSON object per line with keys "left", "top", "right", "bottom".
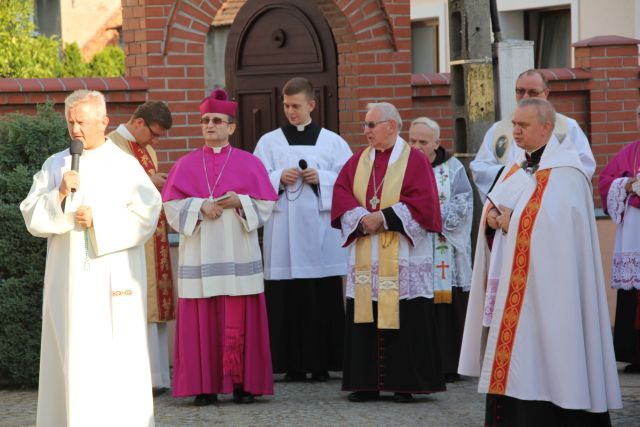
{"left": 521, "top": 144, "right": 546, "bottom": 173}
{"left": 431, "top": 146, "right": 451, "bottom": 167}
{"left": 282, "top": 121, "right": 321, "bottom": 146}
{"left": 294, "top": 118, "right": 312, "bottom": 131}
{"left": 116, "top": 124, "right": 136, "bottom": 142}
{"left": 205, "top": 143, "right": 230, "bottom": 154}
{"left": 525, "top": 144, "right": 546, "bottom": 166}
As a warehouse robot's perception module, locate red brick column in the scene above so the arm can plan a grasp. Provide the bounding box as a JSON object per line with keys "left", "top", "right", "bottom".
{"left": 574, "top": 35, "right": 640, "bottom": 202}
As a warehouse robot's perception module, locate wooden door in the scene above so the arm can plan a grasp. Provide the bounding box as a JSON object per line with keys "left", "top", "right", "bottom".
{"left": 225, "top": 0, "right": 338, "bottom": 153}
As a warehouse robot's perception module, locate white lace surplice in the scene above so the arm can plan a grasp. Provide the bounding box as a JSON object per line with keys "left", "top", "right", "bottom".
{"left": 437, "top": 157, "right": 473, "bottom": 290}
{"left": 341, "top": 203, "right": 434, "bottom": 300}
{"left": 607, "top": 177, "right": 640, "bottom": 289}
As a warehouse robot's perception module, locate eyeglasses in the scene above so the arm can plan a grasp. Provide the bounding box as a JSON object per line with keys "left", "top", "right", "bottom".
{"left": 200, "top": 117, "right": 229, "bottom": 126}
{"left": 143, "top": 120, "right": 164, "bottom": 139}
{"left": 515, "top": 88, "right": 545, "bottom": 97}
{"left": 362, "top": 120, "right": 391, "bottom": 130}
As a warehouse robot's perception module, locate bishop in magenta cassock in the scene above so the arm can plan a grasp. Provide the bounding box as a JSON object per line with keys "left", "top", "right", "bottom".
{"left": 162, "top": 89, "right": 277, "bottom": 405}
{"left": 331, "top": 102, "right": 445, "bottom": 403}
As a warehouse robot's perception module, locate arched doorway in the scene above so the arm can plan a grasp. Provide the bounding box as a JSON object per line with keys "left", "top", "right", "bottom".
{"left": 225, "top": 0, "right": 338, "bottom": 152}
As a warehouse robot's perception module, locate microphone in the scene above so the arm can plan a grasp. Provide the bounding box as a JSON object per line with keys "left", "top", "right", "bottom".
{"left": 298, "top": 159, "right": 319, "bottom": 197}
{"left": 69, "top": 139, "right": 83, "bottom": 192}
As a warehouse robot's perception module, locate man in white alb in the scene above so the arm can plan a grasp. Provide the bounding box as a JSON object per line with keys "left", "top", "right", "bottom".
{"left": 21, "top": 90, "right": 161, "bottom": 427}
{"left": 254, "top": 77, "right": 353, "bottom": 381}
{"left": 470, "top": 69, "right": 595, "bottom": 202}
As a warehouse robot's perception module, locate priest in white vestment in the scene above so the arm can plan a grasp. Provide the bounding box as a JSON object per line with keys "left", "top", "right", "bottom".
{"left": 459, "top": 99, "right": 621, "bottom": 425}
{"left": 409, "top": 117, "right": 473, "bottom": 382}
{"left": 470, "top": 69, "right": 595, "bottom": 202}
{"left": 254, "top": 77, "right": 352, "bottom": 381}
{"left": 20, "top": 90, "right": 161, "bottom": 427}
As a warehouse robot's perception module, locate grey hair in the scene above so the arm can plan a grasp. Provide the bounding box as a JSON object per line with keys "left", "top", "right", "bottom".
{"left": 517, "top": 98, "right": 556, "bottom": 127}
{"left": 64, "top": 90, "right": 107, "bottom": 120}
{"left": 367, "top": 102, "right": 402, "bottom": 130}
{"left": 410, "top": 117, "right": 440, "bottom": 139}
{"left": 636, "top": 104, "right": 640, "bottom": 114}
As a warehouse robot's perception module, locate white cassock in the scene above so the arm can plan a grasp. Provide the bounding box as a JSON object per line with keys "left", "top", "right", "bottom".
{"left": 470, "top": 113, "right": 596, "bottom": 202}
{"left": 459, "top": 138, "right": 622, "bottom": 413}
{"left": 20, "top": 140, "right": 161, "bottom": 427}
{"left": 254, "top": 127, "right": 353, "bottom": 279}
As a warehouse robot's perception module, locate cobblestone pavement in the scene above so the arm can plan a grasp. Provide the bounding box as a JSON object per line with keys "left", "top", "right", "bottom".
{"left": 2, "top": 366, "right": 639, "bottom": 426}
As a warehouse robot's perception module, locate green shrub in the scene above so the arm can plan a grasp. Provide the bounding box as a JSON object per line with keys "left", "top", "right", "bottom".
{"left": 0, "top": 0, "right": 124, "bottom": 78}
{"left": 89, "top": 45, "right": 125, "bottom": 77}
{"left": 0, "top": 103, "right": 69, "bottom": 388}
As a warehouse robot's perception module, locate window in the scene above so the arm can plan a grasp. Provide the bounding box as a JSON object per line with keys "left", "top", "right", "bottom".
{"left": 525, "top": 8, "right": 571, "bottom": 68}
{"left": 35, "top": 0, "right": 61, "bottom": 37}
{"left": 411, "top": 19, "right": 439, "bottom": 74}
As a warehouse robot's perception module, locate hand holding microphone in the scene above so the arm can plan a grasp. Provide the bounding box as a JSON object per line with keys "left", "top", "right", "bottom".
{"left": 59, "top": 139, "right": 83, "bottom": 202}
{"left": 298, "top": 159, "right": 319, "bottom": 196}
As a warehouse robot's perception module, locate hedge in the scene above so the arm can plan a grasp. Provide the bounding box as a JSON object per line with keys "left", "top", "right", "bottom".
{"left": 0, "top": 103, "right": 69, "bottom": 387}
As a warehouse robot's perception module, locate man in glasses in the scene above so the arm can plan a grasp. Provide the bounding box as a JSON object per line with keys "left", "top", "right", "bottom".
{"left": 107, "top": 101, "right": 175, "bottom": 397}
{"left": 162, "top": 89, "right": 277, "bottom": 405}
{"left": 331, "top": 102, "right": 445, "bottom": 403}
{"left": 471, "top": 69, "right": 595, "bottom": 201}
{"left": 254, "top": 77, "right": 353, "bottom": 383}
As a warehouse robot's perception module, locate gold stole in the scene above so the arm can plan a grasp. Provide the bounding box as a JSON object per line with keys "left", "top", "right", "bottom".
{"left": 353, "top": 143, "right": 411, "bottom": 329}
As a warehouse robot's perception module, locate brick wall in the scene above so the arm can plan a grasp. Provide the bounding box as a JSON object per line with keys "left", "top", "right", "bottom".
{"left": 410, "top": 36, "right": 639, "bottom": 207}
{"left": 0, "top": 0, "right": 637, "bottom": 207}
{"left": 0, "top": 77, "right": 148, "bottom": 140}
{"left": 120, "top": 0, "right": 413, "bottom": 164}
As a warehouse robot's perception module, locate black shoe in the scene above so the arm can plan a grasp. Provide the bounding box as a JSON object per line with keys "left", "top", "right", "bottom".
{"left": 233, "top": 388, "right": 255, "bottom": 404}
{"left": 444, "top": 373, "right": 461, "bottom": 382}
{"left": 152, "top": 387, "right": 168, "bottom": 397}
{"left": 393, "top": 392, "right": 414, "bottom": 403}
{"left": 311, "top": 371, "right": 330, "bottom": 382}
{"left": 284, "top": 372, "right": 307, "bottom": 382}
{"left": 624, "top": 363, "right": 640, "bottom": 373}
{"left": 347, "top": 391, "right": 380, "bottom": 402}
{"left": 193, "top": 393, "right": 217, "bottom": 406}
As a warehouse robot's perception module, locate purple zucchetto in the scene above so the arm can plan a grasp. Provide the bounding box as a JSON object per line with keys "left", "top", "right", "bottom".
{"left": 199, "top": 88, "right": 237, "bottom": 118}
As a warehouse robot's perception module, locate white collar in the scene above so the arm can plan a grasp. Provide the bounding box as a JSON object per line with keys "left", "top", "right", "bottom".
{"left": 295, "top": 118, "right": 313, "bottom": 132}
{"left": 368, "top": 135, "right": 406, "bottom": 164}
{"left": 116, "top": 124, "right": 136, "bottom": 142}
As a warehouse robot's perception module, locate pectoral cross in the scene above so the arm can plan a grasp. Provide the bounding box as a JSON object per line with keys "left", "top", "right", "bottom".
{"left": 436, "top": 260, "right": 449, "bottom": 280}
{"left": 370, "top": 195, "right": 380, "bottom": 210}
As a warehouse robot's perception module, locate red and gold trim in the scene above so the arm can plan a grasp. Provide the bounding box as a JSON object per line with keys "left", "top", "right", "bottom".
{"left": 488, "top": 169, "right": 551, "bottom": 394}
{"left": 129, "top": 141, "right": 176, "bottom": 322}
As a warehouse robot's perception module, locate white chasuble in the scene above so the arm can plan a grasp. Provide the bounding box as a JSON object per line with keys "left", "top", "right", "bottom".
{"left": 459, "top": 140, "right": 621, "bottom": 413}
{"left": 21, "top": 140, "right": 161, "bottom": 427}
{"left": 254, "top": 127, "right": 353, "bottom": 279}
